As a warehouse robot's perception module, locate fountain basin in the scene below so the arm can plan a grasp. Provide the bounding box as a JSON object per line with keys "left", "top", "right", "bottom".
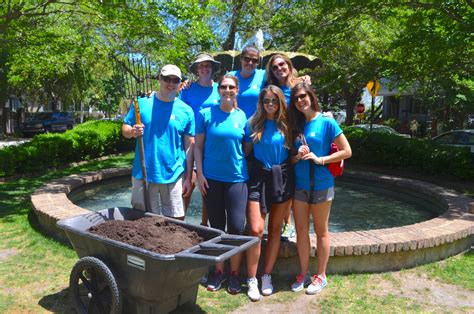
{"left": 32, "top": 167, "right": 474, "bottom": 274}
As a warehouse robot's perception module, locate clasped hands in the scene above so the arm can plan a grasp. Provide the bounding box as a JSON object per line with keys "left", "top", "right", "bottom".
{"left": 296, "top": 145, "right": 325, "bottom": 165}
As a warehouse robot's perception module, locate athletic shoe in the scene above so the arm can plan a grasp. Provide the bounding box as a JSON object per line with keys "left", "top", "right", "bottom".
{"left": 207, "top": 270, "right": 227, "bottom": 292}
{"left": 246, "top": 277, "right": 261, "bottom": 301}
{"left": 306, "top": 275, "right": 327, "bottom": 295}
{"left": 261, "top": 274, "right": 273, "bottom": 296}
{"left": 227, "top": 271, "right": 241, "bottom": 294}
{"left": 290, "top": 272, "right": 311, "bottom": 292}
{"left": 281, "top": 223, "right": 295, "bottom": 241}
{"left": 200, "top": 270, "right": 209, "bottom": 285}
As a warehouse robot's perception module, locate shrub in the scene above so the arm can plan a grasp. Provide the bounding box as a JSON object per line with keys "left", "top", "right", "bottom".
{"left": 344, "top": 128, "right": 474, "bottom": 179}
{"left": 0, "top": 120, "right": 134, "bottom": 178}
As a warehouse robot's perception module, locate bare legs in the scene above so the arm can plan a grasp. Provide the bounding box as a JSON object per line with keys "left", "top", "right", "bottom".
{"left": 311, "top": 201, "right": 331, "bottom": 276}
{"left": 182, "top": 170, "right": 196, "bottom": 212}
{"left": 292, "top": 199, "right": 332, "bottom": 277}
{"left": 182, "top": 170, "right": 208, "bottom": 226}
{"left": 246, "top": 201, "right": 265, "bottom": 278}
{"left": 264, "top": 201, "right": 289, "bottom": 274}
{"left": 246, "top": 200, "right": 290, "bottom": 277}
{"left": 215, "top": 254, "right": 243, "bottom": 274}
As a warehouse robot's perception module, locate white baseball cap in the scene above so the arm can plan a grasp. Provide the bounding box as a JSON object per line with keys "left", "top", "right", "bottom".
{"left": 160, "top": 64, "right": 182, "bottom": 80}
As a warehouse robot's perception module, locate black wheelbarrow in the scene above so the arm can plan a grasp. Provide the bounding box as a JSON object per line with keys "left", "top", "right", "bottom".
{"left": 57, "top": 207, "right": 259, "bottom": 313}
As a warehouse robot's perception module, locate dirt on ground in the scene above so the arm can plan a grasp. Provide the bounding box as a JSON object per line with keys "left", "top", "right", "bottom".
{"left": 0, "top": 248, "right": 18, "bottom": 261}
{"left": 230, "top": 271, "right": 474, "bottom": 313}
{"left": 88, "top": 216, "right": 203, "bottom": 254}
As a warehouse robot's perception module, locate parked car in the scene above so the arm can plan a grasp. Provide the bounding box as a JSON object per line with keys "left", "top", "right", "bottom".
{"left": 20, "top": 112, "right": 75, "bottom": 137}
{"left": 432, "top": 129, "right": 474, "bottom": 158}
{"left": 347, "top": 124, "right": 411, "bottom": 138}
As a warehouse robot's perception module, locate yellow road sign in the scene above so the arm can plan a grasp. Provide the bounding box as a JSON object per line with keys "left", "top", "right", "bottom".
{"left": 367, "top": 80, "right": 381, "bottom": 97}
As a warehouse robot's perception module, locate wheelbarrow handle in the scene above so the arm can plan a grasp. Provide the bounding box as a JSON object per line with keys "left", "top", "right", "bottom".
{"left": 175, "top": 234, "right": 259, "bottom": 263}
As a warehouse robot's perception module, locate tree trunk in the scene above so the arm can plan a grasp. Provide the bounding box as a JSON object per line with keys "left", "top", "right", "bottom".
{"left": 0, "top": 51, "right": 9, "bottom": 134}
{"left": 221, "top": 0, "right": 245, "bottom": 50}
{"left": 80, "top": 101, "right": 84, "bottom": 123}
{"left": 343, "top": 85, "right": 361, "bottom": 126}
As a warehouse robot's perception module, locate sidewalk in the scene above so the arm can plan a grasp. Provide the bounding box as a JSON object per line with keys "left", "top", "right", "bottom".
{"left": 0, "top": 138, "right": 30, "bottom": 149}
{"left": 347, "top": 162, "right": 474, "bottom": 195}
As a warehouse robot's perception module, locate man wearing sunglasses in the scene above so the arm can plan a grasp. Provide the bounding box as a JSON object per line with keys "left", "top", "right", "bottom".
{"left": 122, "top": 64, "right": 195, "bottom": 220}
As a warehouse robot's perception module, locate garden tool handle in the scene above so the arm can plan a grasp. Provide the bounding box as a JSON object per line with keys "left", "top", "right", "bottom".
{"left": 133, "top": 98, "right": 142, "bottom": 125}
{"left": 132, "top": 97, "right": 151, "bottom": 212}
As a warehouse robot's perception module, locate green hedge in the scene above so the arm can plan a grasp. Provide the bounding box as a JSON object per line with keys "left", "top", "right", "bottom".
{"left": 0, "top": 120, "right": 134, "bottom": 178}
{"left": 344, "top": 128, "right": 474, "bottom": 180}
{"left": 1, "top": 121, "right": 472, "bottom": 180}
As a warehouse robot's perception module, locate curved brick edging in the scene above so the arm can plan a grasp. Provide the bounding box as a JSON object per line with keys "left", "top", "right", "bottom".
{"left": 31, "top": 167, "right": 132, "bottom": 242}
{"left": 31, "top": 168, "right": 474, "bottom": 274}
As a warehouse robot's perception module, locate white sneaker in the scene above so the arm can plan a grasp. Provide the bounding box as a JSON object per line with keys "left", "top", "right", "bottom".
{"left": 261, "top": 274, "right": 273, "bottom": 296}
{"left": 247, "top": 277, "right": 261, "bottom": 301}
{"left": 306, "top": 274, "right": 327, "bottom": 295}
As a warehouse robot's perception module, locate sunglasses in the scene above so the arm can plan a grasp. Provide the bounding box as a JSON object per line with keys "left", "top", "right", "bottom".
{"left": 263, "top": 98, "right": 279, "bottom": 105}
{"left": 242, "top": 56, "right": 259, "bottom": 64}
{"left": 271, "top": 62, "right": 286, "bottom": 71}
{"left": 219, "top": 84, "right": 236, "bottom": 90}
{"left": 294, "top": 93, "right": 307, "bottom": 101}
{"left": 161, "top": 76, "right": 180, "bottom": 84}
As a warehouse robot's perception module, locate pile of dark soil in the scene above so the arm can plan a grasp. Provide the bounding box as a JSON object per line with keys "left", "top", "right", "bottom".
{"left": 88, "top": 216, "right": 203, "bottom": 254}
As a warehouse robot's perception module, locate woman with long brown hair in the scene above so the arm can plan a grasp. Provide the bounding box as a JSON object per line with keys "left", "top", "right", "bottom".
{"left": 266, "top": 53, "right": 312, "bottom": 241}
{"left": 243, "top": 85, "right": 294, "bottom": 301}
{"left": 288, "top": 83, "right": 351, "bottom": 295}
{"left": 266, "top": 53, "right": 310, "bottom": 104}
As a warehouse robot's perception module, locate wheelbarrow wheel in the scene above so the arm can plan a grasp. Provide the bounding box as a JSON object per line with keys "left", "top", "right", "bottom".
{"left": 69, "top": 256, "right": 121, "bottom": 314}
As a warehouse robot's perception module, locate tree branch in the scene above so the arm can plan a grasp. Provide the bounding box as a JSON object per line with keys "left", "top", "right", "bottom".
{"left": 403, "top": 1, "right": 470, "bottom": 28}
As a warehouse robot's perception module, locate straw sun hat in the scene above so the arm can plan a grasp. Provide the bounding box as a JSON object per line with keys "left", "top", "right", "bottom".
{"left": 188, "top": 53, "right": 221, "bottom": 75}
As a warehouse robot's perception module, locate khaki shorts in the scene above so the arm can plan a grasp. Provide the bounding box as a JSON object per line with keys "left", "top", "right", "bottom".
{"left": 131, "top": 176, "right": 184, "bottom": 218}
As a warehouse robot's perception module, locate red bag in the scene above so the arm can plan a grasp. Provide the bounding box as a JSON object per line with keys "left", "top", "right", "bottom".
{"left": 327, "top": 143, "right": 344, "bottom": 177}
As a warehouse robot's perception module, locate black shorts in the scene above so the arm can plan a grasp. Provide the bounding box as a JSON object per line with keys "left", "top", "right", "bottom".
{"left": 248, "top": 162, "right": 294, "bottom": 214}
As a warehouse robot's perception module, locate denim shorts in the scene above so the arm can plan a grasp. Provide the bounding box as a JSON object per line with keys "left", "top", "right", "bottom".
{"left": 293, "top": 187, "right": 334, "bottom": 204}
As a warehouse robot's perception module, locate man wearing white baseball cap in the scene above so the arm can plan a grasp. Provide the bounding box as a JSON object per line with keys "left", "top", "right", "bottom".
{"left": 122, "top": 64, "right": 195, "bottom": 220}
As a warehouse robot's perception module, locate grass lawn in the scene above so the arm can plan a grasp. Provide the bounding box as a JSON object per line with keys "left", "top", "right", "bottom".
{"left": 0, "top": 153, "right": 472, "bottom": 313}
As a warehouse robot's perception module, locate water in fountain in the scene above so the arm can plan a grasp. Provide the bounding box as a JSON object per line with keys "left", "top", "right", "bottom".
{"left": 70, "top": 178, "right": 438, "bottom": 233}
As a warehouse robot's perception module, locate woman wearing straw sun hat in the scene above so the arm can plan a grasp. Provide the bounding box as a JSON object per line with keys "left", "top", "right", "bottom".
{"left": 180, "top": 53, "right": 221, "bottom": 224}
{"left": 181, "top": 53, "right": 221, "bottom": 122}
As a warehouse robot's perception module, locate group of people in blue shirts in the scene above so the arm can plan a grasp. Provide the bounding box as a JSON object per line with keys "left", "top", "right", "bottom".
{"left": 122, "top": 45, "right": 352, "bottom": 301}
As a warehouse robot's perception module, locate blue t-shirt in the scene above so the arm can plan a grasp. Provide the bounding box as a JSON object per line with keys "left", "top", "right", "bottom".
{"left": 279, "top": 85, "right": 291, "bottom": 106}
{"left": 294, "top": 115, "right": 343, "bottom": 190}
{"left": 179, "top": 82, "right": 220, "bottom": 125}
{"left": 124, "top": 95, "right": 195, "bottom": 184}
{"left": 196, "top": 106, "right": 248, "bottom": 182}
{"left": 230, "top": 69, "right": 266, "bottom": 118}
{"left": 244, "top": 120, "right": 289, "bottom": 169}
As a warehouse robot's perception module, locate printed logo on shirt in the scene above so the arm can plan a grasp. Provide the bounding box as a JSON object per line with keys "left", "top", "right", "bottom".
{"left": 310, "top": 132, "right": 316, "bottom": 137}
{"left": 252, "top": 84, "right": 258, "bottom": 90}
{"left": 234, "top": 123, "right": 239, "bottom": 128}
{"left": 170, "top": 114, "right": 176, "bottom": 120}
